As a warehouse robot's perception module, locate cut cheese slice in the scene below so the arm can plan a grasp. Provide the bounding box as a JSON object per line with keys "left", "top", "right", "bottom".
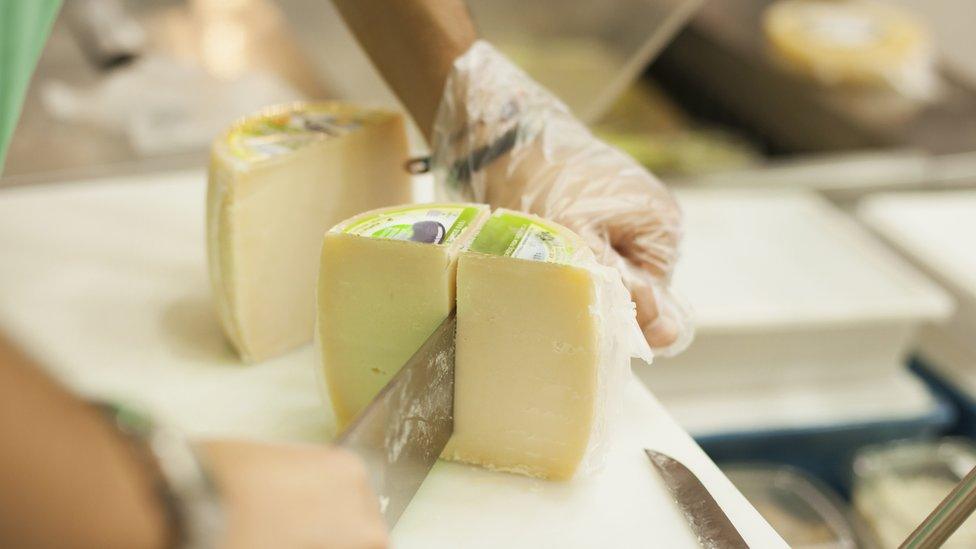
{"left": 444, "top": 209, "right": 649, "bottom": 479}
{"left": 318, "top": 203, "right": 490, "bottom": 428}
{"left": 207, "top": 102, "right": 412, "bottom": 362}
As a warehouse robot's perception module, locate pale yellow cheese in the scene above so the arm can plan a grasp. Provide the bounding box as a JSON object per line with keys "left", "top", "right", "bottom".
{"left": 444, "top": 209, "right": 633, "bottom": 480}
{"left": 207, "top": 102, "right": 412, "bottom": 362}
{"left": 318, "top": 203, "right": 490, "bottom": 428}
{"left": 319, "top": 206, "right": 646, "bottom": 478}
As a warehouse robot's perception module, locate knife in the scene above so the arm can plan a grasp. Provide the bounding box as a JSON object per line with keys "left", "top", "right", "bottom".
{"left": 645, "top": 449, "right": 749, "bottom": 549}
{"left": 337, "top": 312, "right": 456, "bottom": 527}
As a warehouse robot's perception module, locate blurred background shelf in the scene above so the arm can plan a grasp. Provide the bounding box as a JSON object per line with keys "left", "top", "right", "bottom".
{"left": 1, "top": 0, "right": 702, "bottom": 187}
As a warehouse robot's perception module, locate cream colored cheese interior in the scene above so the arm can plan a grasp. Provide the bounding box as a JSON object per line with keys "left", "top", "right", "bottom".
{"left": 318, "top": 204, "right": 490, "bottom": 428}
{"left": 445, "top": 252, "right": 600, "bottom": 479}
{"left": 207, "top": 103, "right": 412, "bottom": 362}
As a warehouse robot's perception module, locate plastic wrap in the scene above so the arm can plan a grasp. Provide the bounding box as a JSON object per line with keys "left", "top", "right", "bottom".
{"left": 430, "top": 41, "right": 692, "bottom": 356}
{"left": 578, "top": 235, "right": 653, "bottom": 475}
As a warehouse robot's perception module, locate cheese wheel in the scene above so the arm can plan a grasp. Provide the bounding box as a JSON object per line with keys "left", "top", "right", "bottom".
{"left": 319, "top": 206, "right": 649, "bottom": 478}
{"left": 207, "top": 102, "right": 412, "bottom": 362}
{"left": 443, "top": 209, "right": 649, "bottom": 479}
{"left": 763, "top": 0, "right": 935, "bottom": 96}
{"left": 318, "top": 203, "right": 491, "bottom": 427}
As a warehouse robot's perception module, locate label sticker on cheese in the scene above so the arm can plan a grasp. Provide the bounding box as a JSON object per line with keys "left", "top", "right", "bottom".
{"left": 339, "top": 204, "right": 484, "bottom": 245}
{"left": 224, "top": 105, "right": 378, "bottom": 162}
{"left": 469, "top": 211, "right": 577, "bottom": 263}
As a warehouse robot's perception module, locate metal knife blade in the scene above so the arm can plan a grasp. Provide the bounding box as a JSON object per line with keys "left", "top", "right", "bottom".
{"left": 645, "top": 449, "right": 749, "bottom": 549}
{"left": 337, "top": 313, "right": 456, "bottom": 527}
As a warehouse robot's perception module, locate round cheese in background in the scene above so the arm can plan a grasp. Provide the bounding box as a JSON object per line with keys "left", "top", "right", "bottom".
{"left": 762, "top": 0, "right": 937, "bottom": 98}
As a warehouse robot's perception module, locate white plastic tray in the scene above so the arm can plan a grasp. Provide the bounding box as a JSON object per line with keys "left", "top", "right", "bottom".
{"left": 0, "top": 171, "right": 785, "bottom": 548}
{"left": 859, "top": 191, "right": 976, "bottom": 358}
{"left": 641, "top": 188, "right": 951, "bottom": 430}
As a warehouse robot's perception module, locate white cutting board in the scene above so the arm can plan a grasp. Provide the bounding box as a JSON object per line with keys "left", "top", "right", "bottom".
{"left": 0, "top": 171, "right": 785, "bottom": 548}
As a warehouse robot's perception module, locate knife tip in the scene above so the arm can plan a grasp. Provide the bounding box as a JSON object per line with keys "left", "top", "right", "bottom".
{"left": 644, "top": 448, "right": 665, "bottom": 460}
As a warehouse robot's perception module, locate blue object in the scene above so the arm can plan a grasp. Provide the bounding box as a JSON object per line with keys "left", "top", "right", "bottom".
{"left": 911, "top": 355, "right": 976, "bottom": 437}
{"left": 695, "top": 388, "right": 955, "bottom": 498}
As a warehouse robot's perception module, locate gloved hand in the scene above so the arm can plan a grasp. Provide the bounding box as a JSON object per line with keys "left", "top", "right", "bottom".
{"left": 430, "top": 41, "right": 692, "bottom": 356}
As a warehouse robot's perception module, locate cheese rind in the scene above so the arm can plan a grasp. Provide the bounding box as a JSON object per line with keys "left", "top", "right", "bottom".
{"left": 444, "top": 209, "right": 649, "bottom": 479}
{"left": 762, "top": 0, "right": 934, "bottom": 95}
{"left": 318, "top": 203, "right": 490, "bottom": 427}
{"left": 207, "top": 102, "right": 412, "bottom": 362}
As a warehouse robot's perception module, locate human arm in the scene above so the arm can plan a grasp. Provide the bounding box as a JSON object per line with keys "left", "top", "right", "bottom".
{"left": 0, "top": 334, "right": 168, "bottom": 549}
{"left": 330, "top": 0, "right": 477, "bottom": 139}
{"left": 0, "top": 334, "right": 387, "bottom": 549}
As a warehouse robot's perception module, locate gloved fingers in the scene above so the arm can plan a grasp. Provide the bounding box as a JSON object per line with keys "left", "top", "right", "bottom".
{"left": 576, "top": 224, "right": 690, "bottom": 354}
{"left": 631, "top": 279, "right": 660, "bottom": 328}
{"left": 646, "top": 281, "right": 695, "bottom": 357}
{"left": 599, "top": 226, "right": 690, "bottom": 356}
{"left": 605, "top": 207, "right": 681, "bottom": 280}
{"left": 645, "top": 315, "right": 680, "bottom": 350}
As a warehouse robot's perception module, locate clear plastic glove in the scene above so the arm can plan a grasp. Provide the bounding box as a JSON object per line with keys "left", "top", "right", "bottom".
{"left": 430, "top": 41, "right": 692, "bottom": 355}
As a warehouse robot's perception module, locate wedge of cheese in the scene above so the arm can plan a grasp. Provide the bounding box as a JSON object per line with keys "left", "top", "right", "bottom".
{"left": 207, "top": 102, "right": 412, "bottom": 362}
{"left": 444, "top": 209, "right": 648, "bottom": 480}
{"left": 318, "top": 203, "right": 490, "bottom": 428}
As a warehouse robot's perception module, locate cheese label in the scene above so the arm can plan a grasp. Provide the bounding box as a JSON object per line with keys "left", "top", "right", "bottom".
{"left": 469, "top": 211, "right": 576, "bottom": 263}
{"left": 225, "top": 105, "right": 368, "bottom": 162}
{"left": 340, "top": 204, "right": 484, "bottom": 245}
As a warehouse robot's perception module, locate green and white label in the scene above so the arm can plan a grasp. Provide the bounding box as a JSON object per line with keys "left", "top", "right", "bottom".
{"left": 342, "top": 205, "right": 483, "bottom": 245}
{"left": 469, "top": 211, "right": 575, "bottom": 263}
{"left": 226, "top": 105, "right": 366, "bottom": 162}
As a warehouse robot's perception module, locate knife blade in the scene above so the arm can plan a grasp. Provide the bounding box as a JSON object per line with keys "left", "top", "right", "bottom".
{"left": 645, "top": 449, "right": 749, "bottom": 549}
{"left": 337, "top": 312, "right": 456, "bottom": 527}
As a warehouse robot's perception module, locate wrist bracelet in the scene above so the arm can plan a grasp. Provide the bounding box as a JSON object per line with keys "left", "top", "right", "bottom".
{"left": 96, "top": 402, "right": 224, "bottom": 549}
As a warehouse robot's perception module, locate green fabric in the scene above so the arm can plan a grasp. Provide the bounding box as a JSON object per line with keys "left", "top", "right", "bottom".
{"left": 0, "top": 0, "right": 62, "bottom": 173}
